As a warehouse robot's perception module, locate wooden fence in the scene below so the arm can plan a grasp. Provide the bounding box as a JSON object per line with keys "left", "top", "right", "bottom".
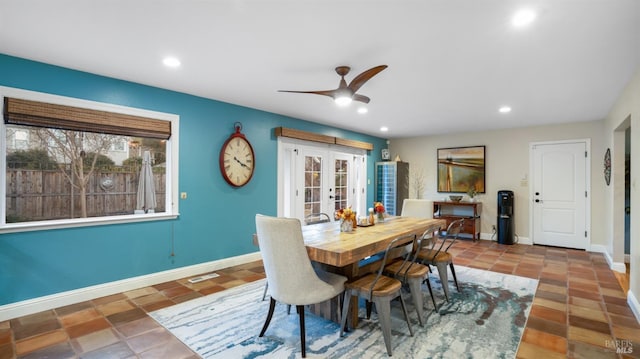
{"left": 5, "top": 169, "right": 166, "bottom": 222}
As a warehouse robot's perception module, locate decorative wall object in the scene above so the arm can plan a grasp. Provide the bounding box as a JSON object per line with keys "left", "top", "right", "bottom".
{"left": 437, "top": 146, "right": 486, "bottom": 193}
{"left": 604, "top": 148, "right": 611, "bottom": 186}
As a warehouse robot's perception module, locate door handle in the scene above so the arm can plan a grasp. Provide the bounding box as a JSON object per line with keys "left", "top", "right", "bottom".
{"left": 329, "top": 195, "right": 335, "bottom": 199}
{"left": 535, "top": 199, "right": 542, "bottom": 203}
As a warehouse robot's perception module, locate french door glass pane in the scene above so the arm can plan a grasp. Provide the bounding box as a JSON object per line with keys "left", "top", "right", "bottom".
{"left": 304, "top": 156, "right": 322, "bottom": 217}
{"left": 334, "top": 159, "right": 348, "bottom": 212}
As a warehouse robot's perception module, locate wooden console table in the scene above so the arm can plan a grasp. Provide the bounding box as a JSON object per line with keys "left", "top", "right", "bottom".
{"left": 433, "top": 201, "right": 482, "bottom": 241}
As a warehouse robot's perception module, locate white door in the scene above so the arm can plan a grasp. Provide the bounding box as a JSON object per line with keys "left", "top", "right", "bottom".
{"left": 531, "top": 141, "right": 589, "bottom": 249}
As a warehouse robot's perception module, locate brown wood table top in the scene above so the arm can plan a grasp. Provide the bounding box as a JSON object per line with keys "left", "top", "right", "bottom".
{"left": 303, "top": 216, "right": 447, "bottom": 268}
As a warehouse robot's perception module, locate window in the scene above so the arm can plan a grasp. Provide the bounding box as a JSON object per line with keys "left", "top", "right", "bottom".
{"left": 1, "top": 87, "right": 179, "bottom": 232}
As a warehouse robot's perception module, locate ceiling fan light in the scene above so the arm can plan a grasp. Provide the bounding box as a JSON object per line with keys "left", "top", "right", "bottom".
{"left": 334, "top": 95, "right": 352, "bottom": 106}
{"left": 357, "top": 106, "right": 368, "bottom": 114}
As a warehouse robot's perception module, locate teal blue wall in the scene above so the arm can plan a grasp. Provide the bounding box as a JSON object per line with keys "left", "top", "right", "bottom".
{"left": 0, "top": 54, "right": 387, "bottom": 305}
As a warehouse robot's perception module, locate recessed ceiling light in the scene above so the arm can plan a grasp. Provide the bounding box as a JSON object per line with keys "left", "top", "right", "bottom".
{"left": 357, "top": 106, "right": 368, "bottom": 114}
{"left": 499, "top": 106, "right": 512, "bottom": 113}
{"left": 512, "top": 9, "right": 536, "bottom": 27}
{"left": 162, "top": 57, "right": 181, "bottom": 68}
{"left": 380, "top": 126, "right": 389, "bottom": 132}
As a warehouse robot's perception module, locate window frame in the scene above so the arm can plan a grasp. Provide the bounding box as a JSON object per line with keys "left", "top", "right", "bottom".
{"left": 0, "top": 86, "right": 180, "bottom": 234}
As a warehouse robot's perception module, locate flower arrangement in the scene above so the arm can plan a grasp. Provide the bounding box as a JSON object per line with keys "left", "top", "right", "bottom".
{"left": 335, "top": 207, "right": 357, "bottom": 231}
{"left": 374, "top": 202, "right": 386, "bottom": 222}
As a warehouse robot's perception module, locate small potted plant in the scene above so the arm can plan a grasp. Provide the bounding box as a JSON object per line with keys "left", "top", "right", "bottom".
{"left": 467, "top": 186, "right": 477, "bottom": 202}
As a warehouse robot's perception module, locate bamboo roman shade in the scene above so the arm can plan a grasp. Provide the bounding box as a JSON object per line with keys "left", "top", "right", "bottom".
{"left": 4, "top": 97, "right": 171, "bottom": 139}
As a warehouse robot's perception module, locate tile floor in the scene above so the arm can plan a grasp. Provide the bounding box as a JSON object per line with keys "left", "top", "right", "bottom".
{"left": 0, "top": 240, "right": 638, "bottom": 358}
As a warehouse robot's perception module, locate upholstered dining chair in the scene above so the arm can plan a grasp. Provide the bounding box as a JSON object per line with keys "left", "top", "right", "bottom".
{"left": 255, "top": 214, "right": 347, "bottom": 358}
{"left": 383, "top": 223, "right": 441, "bottom": 326}
{"left": 417, "top": 218, "right": 465, "bottom": 301}
{"left": 340, "top": 234, "right": 415, "bottom": 356}
{"left": 400, "top": 199, "right": 434, "bottom": 218}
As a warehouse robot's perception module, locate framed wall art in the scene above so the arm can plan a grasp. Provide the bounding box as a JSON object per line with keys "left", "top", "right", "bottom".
{"left": 437, "top": 145, "right": 486, "bottom": 193}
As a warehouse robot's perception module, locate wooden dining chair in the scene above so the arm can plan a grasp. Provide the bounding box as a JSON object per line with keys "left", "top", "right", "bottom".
{"left": 417, "top": 218, "right": 465, "bottom": 301}
{"left": 340, "top": 234, "right": 415, "bottom": 356}
{"left": 255, "top": 214, "right": 347, "bottom": 358}
{"left": 383, "top": 223, "right": 441, "bottom": 326}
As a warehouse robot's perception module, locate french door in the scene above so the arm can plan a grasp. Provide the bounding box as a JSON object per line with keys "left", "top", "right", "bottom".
{"left": 277, "top": 138, "right": 366, "bottom": 222}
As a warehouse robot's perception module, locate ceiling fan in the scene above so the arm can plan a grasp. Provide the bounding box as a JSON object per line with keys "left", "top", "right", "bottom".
{"left": 278, "top": 65, "right": 388, "bottom": 106}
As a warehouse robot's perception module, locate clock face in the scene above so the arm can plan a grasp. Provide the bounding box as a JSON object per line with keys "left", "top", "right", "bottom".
{"left": 220, "top": 135, "right": 255, "bottom": 187}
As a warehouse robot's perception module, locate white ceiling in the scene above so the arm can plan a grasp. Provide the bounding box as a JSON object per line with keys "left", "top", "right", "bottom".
{"left": 1, "top": 0, "right": 639, "bottom": 138}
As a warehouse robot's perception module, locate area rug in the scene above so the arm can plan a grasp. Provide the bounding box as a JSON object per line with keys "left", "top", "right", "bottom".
{"left": 150, "top": 266, "right": 538, "bottom": 358}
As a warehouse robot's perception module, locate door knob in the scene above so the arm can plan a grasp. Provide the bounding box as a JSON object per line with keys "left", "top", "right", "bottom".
{"left": 329, "top": 195, "right": 335, "bottom": 199}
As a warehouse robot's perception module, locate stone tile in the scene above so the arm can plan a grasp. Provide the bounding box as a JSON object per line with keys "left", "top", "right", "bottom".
{"left": 535, "top": 289, "right": 566, "bottom": 303}
{"left": 96, "top": 299, "right": 135, "bottom": 317}
{"left": 107, "top": 308, "right": 148, "bottom": 327}
{"left": 533, "top": 297, "right": 567, "bottom": 312}
{"left": 0, "top": 343, "right": 14, "bottom": 359}
{"left": 172, "top": 291, "right": 204, "bottom": 303}
{"left": 124, "top": 287, "right": 158, "bottom": 300}
{"left": 529, "top": 305, "right": 567, "bottom": 324}
{"left": 91, "top": 293, "right": 128, "bottom": 306}
{"left": 126, "top": 327, "right": 174, "bottom": 353}
{"left": 115, "top": 316, "right": 162, "bottom": 339}
{"left": 131, "top": 292, "right": 170, "bottom": 307}
{"left": 15, "top": 330, "right": 68, "bottom": 356}
{"left": 521, "top": 327, "right": 567, "bottom": 354}
{"left": 55, "top": 301, "right": 94, "bottom": 317}
{"left": 152, "top": 280, "right": 183, "bottom": 291}
{"left": 141, "top": 299, "right": 176, "bottom": 312}
{"left": 525, "top": 316, "right": 567, "bottom": 338}
{"left": 538, "top": 283, "right": 567, "bottom": 295}
{"left": 18, "top": 342, "right": 75, "bottom": 359}
{"left": 70, "top": 328, "right": 120, "bottom": 354}
{"left": 568, "top": 341, "right": 619, "bottom": 359}
{"left": 199, "top": 285, "right": 228, "bottom": 296}
{"left": 138, "top": 337, "right": 195, "bottom": 359}
{"left": 569, "top": 296, "right": 604, "bottom": 311}
{"left": 79, "top": 341, "right": 136, "bottom": 359}
{"left": 569, "top": 305, "right": 608, "bottom": 323}
{"left": 11, "top": 310, "right": 61, "bottom": 341}
{"left": 568, "top": 326, "right": 614, "bottom": 348}
{"left": 66, "top": 317, "right": 112, "bottom": 339}
{"left": 569, "top": 315, "right": 612, "bottom": 335}
{"left": 161, "top": 285, "right": 193, "bottom": 299}
{"left": 59, "top": 308, "right": 102, "bottom": 327}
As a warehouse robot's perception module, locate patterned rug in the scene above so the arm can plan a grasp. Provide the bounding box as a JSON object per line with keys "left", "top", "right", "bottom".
{"left": 150, "top": 266, "right": 538, "bottom": 358}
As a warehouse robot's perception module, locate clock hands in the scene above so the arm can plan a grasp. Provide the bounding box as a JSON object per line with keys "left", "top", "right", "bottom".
{"left": 234, "top": 156, "right": 250, "bottom": 169}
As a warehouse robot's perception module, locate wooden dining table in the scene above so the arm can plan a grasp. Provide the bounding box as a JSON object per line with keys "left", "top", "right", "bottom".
{"left": 302, "top": 216, "right": 446, "bottom": 325}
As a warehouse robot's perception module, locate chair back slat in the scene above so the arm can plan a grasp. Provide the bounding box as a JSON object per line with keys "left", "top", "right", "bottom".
{"left": 367, "top": 233, "right": 415, "bottom": 300}
{"left": 426, "top": 218, "right": 464, "bottom": 261}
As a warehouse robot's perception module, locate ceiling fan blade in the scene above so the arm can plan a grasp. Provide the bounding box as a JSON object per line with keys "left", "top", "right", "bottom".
{"left": 347, "top": 65, "right": 388, "bottom": 94}
{"left": 353, "top": 94, "right": 370, "bottom": 104}
{"left": 278, "top": 89, "right": 337, "bottom": 98}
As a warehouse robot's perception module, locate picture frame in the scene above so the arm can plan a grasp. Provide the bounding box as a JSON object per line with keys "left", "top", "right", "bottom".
{"left": 437, "top": 145, "right": 486, "bottom": 193}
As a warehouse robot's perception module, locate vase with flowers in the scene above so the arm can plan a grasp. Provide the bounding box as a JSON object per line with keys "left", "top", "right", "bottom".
{"left": 374, "top": 202, "right": 386, "bottom": 222}
{"left": 335, "top": 207, "right": 356, "bottom": 232}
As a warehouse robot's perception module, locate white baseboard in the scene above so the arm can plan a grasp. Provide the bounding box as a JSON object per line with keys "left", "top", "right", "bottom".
{"left": 0, "top": 252, "right": 262, "bottom": 322}
{"left": 479, "top": 232, "right": 532, "bottom": 245}
{"left": 628, "top": 290, "right": 640, "bottom": 324}
{"left": 593, "top": 245, "right": 627, "bottom": 273}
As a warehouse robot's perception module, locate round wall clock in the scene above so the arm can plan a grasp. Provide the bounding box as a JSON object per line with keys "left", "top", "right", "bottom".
{"left": 219, "top": 123, "right": 255, "bottom": 187}
{"left": 604, "top": 148, "right": 611, "bottom": 186}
